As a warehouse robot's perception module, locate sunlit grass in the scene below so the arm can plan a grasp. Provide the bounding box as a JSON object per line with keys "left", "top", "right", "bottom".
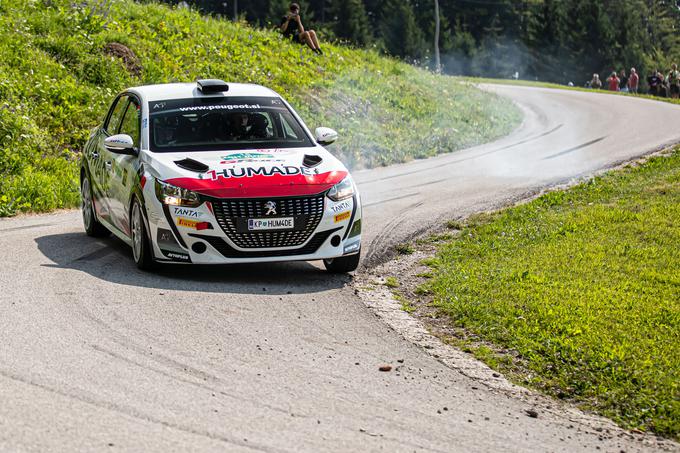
{"left": 421, "top": 150, "right": 680, "bottom": 438}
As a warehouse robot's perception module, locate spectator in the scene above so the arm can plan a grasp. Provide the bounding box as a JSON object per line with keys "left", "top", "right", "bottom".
{"left": 668, "top": 63, "right": 680, "bottom": 99}
{"left": 628, "top": 68, "right": 639, "bottom": 94}
{"left": 279, "top": 3, "right": 323, "bottom": 55}
{"left": 657, "top": 71, "right": 669, "bottom": 98}
{"left": 619, "top": 69, "right": 629, "bottom": 93}
{"left": 606, "top": 71, "right": 620, "bottom": 91}
{"left": 589, "top": 73, "right": 602, "bottom": 89}
{"left": 648, "top": 69, "right": 661, "bottom": 96}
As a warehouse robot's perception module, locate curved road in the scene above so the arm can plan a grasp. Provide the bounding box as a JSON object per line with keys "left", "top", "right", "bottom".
{"left": 2, "top": 86, "right": 680, "bottom": 452}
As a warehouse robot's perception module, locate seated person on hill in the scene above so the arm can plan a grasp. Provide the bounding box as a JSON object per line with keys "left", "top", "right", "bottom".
{"left": 280, "top": 3, "right": 323, "bottom": 55}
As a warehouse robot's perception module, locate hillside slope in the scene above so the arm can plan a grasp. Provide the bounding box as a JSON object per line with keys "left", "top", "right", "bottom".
{"left": 0, "top": 0, "right": 520, "bottom": 216}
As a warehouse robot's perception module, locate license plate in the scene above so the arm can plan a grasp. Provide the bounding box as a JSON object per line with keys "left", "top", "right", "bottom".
{"left": 247, "top": 217, "right": 295, "bottom": 231}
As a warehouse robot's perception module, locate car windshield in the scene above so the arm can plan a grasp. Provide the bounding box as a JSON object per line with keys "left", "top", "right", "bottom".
{"left": 148, "top": 96, "right": 314, "bottom": 152}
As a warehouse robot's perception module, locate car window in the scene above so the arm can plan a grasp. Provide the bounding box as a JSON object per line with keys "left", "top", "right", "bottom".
{"left": 279, "top": 113, "right": 302, "bottom": 139}
{"left": 105, "top": 95, "right": 129, "bottom": 135}
{"left": 118, "top": 99, "right": 141, "bottom": 146}
{"left": 148, "top": 96, "right": 314, "bottom": 152}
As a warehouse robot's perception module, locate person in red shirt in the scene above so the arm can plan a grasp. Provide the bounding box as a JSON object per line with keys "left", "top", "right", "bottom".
{"left": 628, "top": 68, "right": 639, "bottom": 94}
{"left": 606, "top": 71, "right": 620, "bottom": 91}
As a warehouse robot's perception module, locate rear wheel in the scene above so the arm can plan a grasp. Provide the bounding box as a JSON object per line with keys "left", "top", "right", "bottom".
{"left": 131, "top": 198, "right": 155, "bottom": 270}
{"left": 81, "top": 174, "right": 109, "bottom": 237}
{"left": 323, "top": 250, "right": 361, "bottom": 273}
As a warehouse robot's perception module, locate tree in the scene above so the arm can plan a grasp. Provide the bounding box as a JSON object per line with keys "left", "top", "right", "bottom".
{"left": 434, "top": 0, "right": 441, "bottom": 72}
{"left": 378, "top": 0, "right": 426, "bottom": 61}
{"left": 330, "top": 0, "right": 372, "bottom": 46}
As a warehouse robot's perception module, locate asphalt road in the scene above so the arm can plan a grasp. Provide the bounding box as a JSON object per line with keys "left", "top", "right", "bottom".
{"left": 2, "top": 86, "right": 680, "bottom": 452}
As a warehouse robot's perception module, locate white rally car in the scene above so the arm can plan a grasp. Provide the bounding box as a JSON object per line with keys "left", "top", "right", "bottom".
{"left": 80, "top": 79, "right": 362, "bottom": 272}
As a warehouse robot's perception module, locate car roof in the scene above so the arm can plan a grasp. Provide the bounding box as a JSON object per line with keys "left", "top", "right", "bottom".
{"left": 128, "top": 82, "right": 280, "bottom": 103}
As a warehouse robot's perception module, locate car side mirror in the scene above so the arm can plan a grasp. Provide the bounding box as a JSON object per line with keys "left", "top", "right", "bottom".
{"left": 315, "top": 127, "right": 338, "bottom": 146}
{"left": 105, "top": 134, "right": 137, "bottom": 155}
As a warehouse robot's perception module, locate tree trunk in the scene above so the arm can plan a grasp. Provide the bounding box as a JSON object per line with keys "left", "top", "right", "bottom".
{"left": 233, "top": 0, "right": 238, "bottom": 21}
{"left": 434, "top": 0, "right": 441, "bottom": 73}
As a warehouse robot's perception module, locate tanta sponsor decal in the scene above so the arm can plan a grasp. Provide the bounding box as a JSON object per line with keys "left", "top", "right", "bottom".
{"left": 206, "top": 165, "right": 317, "bottom": 181}
{"left": 173, "top": 207, "right": 200, "bottom": 218}
{"left": 330, "top": 200, "right": 351, "bottom": 213}
{"left": 334, "top": 211, "right": 351, "bottom": 223}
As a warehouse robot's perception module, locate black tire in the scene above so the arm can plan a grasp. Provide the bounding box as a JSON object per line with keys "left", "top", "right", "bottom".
{"left": 130, "top": 198, "right": 155, "bottom": 270}
{"left": 323, "top": 250, "right": 361, "bottom": 273}
{"left": 81, "top": 173, "right": 110, "bottom": 238}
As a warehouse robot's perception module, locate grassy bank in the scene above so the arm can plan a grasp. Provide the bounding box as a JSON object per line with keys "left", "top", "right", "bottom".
{"left": 0, "top": 0, "right": 519, "bottom": 217}
{"left": 418, "top": 150, "right": 680, "bottom": 438}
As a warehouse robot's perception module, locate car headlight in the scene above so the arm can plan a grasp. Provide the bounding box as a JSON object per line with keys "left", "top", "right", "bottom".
{"left": 155, "top": 179, "right": 201, "bottom": 207}
{"left": 327, "top": 176, "right": 355, "bottom": 202}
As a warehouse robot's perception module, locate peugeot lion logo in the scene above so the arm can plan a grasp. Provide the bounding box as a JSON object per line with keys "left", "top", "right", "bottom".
{"left": 264, "top": 201, "right": 277, "bottom": 216}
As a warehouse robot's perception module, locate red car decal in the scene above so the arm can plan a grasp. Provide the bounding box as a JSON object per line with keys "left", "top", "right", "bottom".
{"left": 166, "top": 170, "right": 347, "bottom": 198}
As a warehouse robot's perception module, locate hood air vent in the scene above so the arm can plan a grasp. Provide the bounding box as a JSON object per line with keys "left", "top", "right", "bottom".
{"left": 174, "top": 158, "right": 209, "bottom": 173}
{"left": 302, "top": 154, "right": 323, "bottom": 168}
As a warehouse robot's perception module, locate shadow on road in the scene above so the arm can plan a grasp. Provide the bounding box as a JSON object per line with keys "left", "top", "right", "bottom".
{"left": 35, "top": 232, "right": 350, "bottom": 295}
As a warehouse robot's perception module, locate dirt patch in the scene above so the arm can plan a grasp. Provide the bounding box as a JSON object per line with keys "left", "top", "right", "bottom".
{"left": 104, "top": 42, "right": 141, "bottom": 76}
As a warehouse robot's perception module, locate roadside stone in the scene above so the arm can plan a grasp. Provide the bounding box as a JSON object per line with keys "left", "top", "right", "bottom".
{"left": 379, "top": 365, "right": 392, "bottom": 372}
{"left": 525, "top": 409, "right": 539, "bottom": 418}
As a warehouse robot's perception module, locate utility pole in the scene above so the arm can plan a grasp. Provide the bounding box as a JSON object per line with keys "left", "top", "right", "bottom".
{"left": 434, "top": 0, "right": 441, "bottom": 73}
{"left": 233, "top": 0, "right": 238, "bottom": 21}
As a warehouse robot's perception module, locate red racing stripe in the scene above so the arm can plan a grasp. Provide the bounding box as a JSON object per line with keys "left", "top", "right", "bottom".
{"left": 166, "top": 170, "right": 347, "bottom": 198}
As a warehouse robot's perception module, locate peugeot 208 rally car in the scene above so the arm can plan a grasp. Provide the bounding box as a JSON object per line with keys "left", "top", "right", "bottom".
{"left": 80, "top": 80, "right": 362, "bottom": 272}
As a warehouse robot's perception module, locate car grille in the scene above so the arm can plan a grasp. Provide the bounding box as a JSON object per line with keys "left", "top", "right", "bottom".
{"left": 210, "top": 194, "right": 326, "bottom": 249}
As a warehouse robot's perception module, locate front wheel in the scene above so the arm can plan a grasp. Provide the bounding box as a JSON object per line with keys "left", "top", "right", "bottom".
{"left": 130, "top": 198, "right": 155, "bottom": 270}
{"left": 323, "top": 250, "right": 361, "bottom": 273}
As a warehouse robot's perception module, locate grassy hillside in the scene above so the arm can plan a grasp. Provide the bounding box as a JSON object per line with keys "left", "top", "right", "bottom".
{"left": 0, "top": 0, "right": 519, "bottom": 216}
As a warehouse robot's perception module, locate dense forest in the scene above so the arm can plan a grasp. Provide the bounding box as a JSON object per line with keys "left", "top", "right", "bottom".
{"left": 155, "top": 0, "right": 680, "bottom": 87}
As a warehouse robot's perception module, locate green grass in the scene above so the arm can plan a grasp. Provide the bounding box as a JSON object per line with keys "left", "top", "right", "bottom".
{"left": 421, "top": 150, "right": 680, "bottom": 439}
{"left": 0, "top": 0, "right": 520, "bottom": 217}
{"left": 395, "top": 243, "right": 415, "bottom": 255}
{"left": 384, "top": 276, "right": 400, "bottom": 288}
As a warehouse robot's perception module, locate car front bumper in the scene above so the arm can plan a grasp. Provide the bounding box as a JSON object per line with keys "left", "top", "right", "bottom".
{"left": 143, "top": 183, "right": 362, "bottom": 265}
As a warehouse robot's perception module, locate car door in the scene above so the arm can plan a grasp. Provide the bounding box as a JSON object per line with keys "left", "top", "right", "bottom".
{"left": 107, "top": 96, "right": 141, "bottom": 236}
{"left": 91, "top": 94, "right": 129, "bottom": 225}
